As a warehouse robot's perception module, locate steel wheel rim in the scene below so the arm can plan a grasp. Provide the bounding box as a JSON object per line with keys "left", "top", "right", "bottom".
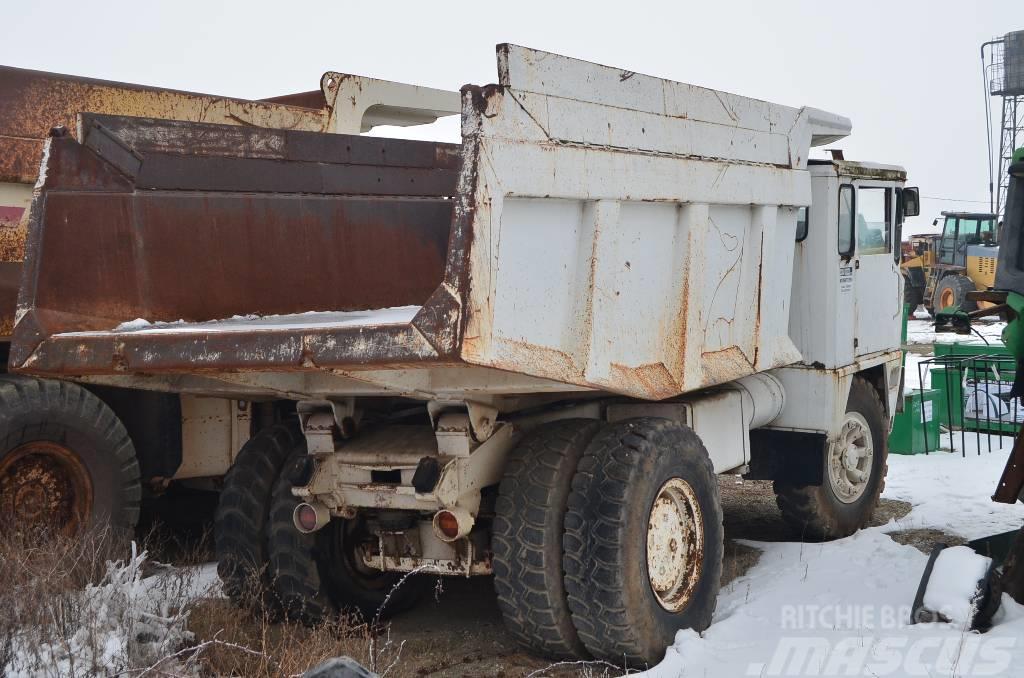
{"left": 940, "top": 288, "right": 954, "bottom": 308}
{"left": 827, "top": 411, "right": 874, "bottom": 504}
{"left": 646, "top": 477, "right": 704, "bottom": 612}
{"left": 0, "top": 441, "right": 93, "bottom": 534}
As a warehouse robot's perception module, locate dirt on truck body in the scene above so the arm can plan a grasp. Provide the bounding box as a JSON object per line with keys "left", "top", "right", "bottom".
{"left": 9, "top": 44, "right": 916, "bottom": 665}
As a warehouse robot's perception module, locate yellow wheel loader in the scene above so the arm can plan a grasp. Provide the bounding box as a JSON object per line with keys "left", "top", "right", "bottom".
{"left": 901, "top": 212, "right": 999, "bottom": 313}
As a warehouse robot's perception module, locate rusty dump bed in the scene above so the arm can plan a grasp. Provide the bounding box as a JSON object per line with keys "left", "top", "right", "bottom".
{"left": 11, "top": 44, "right": 852, "bottom": 401}
{"left": 12, "top": 114, "right": 462, "bottom": 371}
{"left": 0, "top": 64, "right": 459, "bottom": 339}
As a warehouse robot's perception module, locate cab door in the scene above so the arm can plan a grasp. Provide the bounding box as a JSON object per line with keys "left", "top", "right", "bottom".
{"left": 847, "top": 183, "right": 903, "bottom": 356}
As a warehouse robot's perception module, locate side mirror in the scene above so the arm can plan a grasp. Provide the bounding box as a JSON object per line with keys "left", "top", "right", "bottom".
{"left": 904, "top": 187, "right": 921, "bottom": 217}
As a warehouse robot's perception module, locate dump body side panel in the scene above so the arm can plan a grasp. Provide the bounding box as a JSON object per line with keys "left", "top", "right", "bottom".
{"left": 458, "top": 45, "right": 843, "bottom": 398}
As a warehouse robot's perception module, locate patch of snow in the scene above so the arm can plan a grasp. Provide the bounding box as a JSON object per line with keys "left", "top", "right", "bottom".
{"left": 115, "top": 317, "right": 161, "bottom": 331}
{"left": 882, "top": 446, "right": 1024, "bottom": 540}
{"left": 922, "top": 546, "right": 990, "bottom": 626}
{"left": 3, "top": 546, "right": 221, "bottom": 677}
{"left": 68, "top": 306, "right": 423, "bottom": 337}
{"left": 906, "top": 318, "right": 1005, "bottom": 347}
{"left": 637, "top": 446, "right": 1024, "bottom": 677}
{"left": 902, "top": 352, "right": 932, "bottom": 393}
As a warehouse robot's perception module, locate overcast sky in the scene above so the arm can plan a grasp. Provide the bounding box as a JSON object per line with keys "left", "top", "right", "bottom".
{"left": 4, "top": 0, "right": 1020, "bottom": 234}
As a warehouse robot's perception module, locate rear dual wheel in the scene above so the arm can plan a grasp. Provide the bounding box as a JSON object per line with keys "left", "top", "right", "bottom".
{"left": 494, "top": 417, "right": 723, "bottom": 666}
{"left": 216, "top": 432, "right": 424, "bottom": 621}
{"left": 267, "top": 451, "right": 425, "bottom": 623}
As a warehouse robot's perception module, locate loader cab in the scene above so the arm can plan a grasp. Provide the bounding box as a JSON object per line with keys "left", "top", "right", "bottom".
{"left": 936, "top": 212, "right": 998, "bottom": 267}
{"left": 790, "top": 160, "right": 914, "bottom": 369}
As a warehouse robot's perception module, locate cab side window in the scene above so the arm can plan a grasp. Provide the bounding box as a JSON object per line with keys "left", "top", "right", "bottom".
{"left": 838, "top": 185, "right": 855, "bottom": 256}
{"left": 856, "top": 187, "right": 891, "bottom": 255}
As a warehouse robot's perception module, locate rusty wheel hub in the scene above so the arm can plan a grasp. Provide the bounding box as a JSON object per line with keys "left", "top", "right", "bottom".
{"left": 0, "top": 441, "right": 92, "bottom": 534}
{"left": 646, "top": 477, "right": 704, "bottom": 612}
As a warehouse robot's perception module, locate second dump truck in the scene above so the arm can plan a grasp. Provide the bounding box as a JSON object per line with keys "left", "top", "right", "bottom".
{"left": 10, "top": 45, "right": 919, "bottom": 664}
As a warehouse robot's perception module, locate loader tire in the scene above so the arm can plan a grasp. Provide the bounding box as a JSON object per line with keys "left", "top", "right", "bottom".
{"left": 902, "top": 280, "right": 925, "bottom": 311}
{"left": 774, "top": 377, "right": 888, "bottom": 541}
{"left": 0, "top": 376, "right": 140, "bottom": 536}
{"left": 268, "top": 452, "right": 425, "bottom": 624}
{"left": 932, "top": 274, "right": 977, "bottom": 312}
{"left": 215, "top": 424, "right": 299, "bottom": 608}
{"left": 563, "top": 418, "right": 723, "bottom": 666}
{"left": 493, "top": 419, "right": 602, "bottom": 659}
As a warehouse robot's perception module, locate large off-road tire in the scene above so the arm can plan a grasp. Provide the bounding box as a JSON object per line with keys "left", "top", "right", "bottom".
{"left": 774, "top": 377, "right": 888, "bottom": 541}
{"left": 902, "top": 279, "right": 925, "bottom": 310}
{"left": 493, "top": 419, "right": 602, "bottom": 659}
{"left": 932, "top": 274, "right": 977, "bottom": 312}
{"left": 215, "top": 424, "right": 299, "bottom": 607}
{"left": 268, "top": 452, "right": 425, "bottom": 625}
{"left": 0, "top": 376, "right": 140, "bottom": 535}
{"left": 563, "top": 418, "right": 723, "bottom": 666}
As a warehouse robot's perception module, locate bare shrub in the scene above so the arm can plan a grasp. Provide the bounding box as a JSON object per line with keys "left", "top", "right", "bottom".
{"left": 0, "top": 524, "right": 214, "bottom": 677}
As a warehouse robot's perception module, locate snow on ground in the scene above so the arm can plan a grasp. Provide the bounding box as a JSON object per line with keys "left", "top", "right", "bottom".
{"left": 883, "top": 447, "right": 1024, "bottom": 541}
{"left": 906, "top": 317, "right": 1006, "bottom": 347}
{"left": 638, "top": 446, "right": 1024, "bottom": 677}
{"left": 4, "top": 551, "right": 223, "bottom": 677}
{"left": 903, "top": 317, "right": 1006, "bottom": 394}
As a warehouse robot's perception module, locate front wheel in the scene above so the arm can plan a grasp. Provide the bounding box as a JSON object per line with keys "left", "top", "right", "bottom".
{"left": 775, "top": 376, "right": 888, "bottom": 540}
{"left": 563, "top": 418, "right": 723, "bottom": 666}
{"left": 932, "top": 274, "right": 977, "bottom": 312}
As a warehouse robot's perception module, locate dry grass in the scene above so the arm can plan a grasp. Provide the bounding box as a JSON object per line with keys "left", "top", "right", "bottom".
{"left": 0, "top": 522, "right": 411, "bottom": 677}
{"left": 187, "top": 601, "right": 379, "bottom": 677}
{"left": 0, "top": 524, "right": 130, "bottom": 673}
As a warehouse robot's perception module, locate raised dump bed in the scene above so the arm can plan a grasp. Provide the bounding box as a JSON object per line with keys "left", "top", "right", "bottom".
{"left": 11, "top": 44, "right": 851, "bottom": 400}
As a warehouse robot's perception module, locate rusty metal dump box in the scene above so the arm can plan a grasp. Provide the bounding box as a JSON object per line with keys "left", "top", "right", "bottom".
{"left": 0, "top": 65, "right": 458, "bottom": 337}
{"left": 10, "top": 45, "right": 851, "bottom": 401}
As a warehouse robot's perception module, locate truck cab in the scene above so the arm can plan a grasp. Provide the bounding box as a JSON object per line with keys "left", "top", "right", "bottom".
{"left": 792, "top": 160, "right": 911, "bottom": 368}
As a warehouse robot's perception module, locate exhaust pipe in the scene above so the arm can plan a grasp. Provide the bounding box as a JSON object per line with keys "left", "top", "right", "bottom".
{"left": 293, "top": 501, "right": 331, "bottom": 534}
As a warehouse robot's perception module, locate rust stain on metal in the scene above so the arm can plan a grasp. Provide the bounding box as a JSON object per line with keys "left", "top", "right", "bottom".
{"left": 0, "top": 440, "right": 93, "bottom": 535}
{"left": 0, "top": 219, "right": 27, "bottom": 263}
{"left": 0, "top": 65, "right": 332, "bottom": 183}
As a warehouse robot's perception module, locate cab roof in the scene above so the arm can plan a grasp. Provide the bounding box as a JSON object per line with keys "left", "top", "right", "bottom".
{"left": 808, "top": 159, "right": 907, "bottom": 182}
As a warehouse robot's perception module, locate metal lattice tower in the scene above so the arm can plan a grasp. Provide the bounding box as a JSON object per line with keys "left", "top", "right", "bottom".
{"left": 984, "top": 30, "right": 1024, "bottom": 218}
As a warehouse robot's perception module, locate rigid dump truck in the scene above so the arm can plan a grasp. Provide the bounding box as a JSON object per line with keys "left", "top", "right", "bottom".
{"left": 0, "top": 65, "right": 459, "bottom": 534}
{"left": 9, "top": 44, "right": 919, "bottom": 664}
